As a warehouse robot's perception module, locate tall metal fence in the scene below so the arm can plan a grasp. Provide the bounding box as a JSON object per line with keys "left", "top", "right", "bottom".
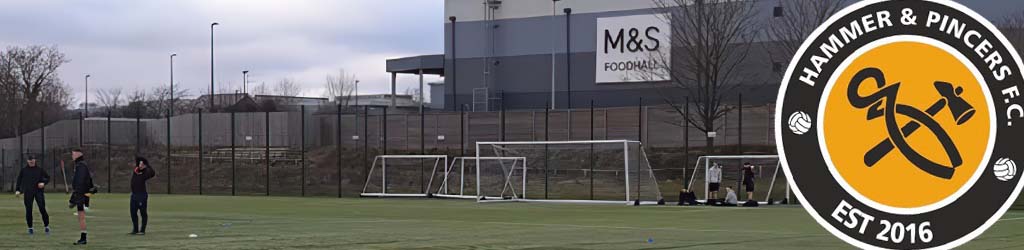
{"left": 0, "top": 101, "right": 780, "bottom": 201}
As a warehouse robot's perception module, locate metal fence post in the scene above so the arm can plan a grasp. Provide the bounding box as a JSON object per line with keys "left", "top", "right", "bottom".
{"left": 590, "top": 100, "right": 595, "bottom": 200}
{"left": 231, "top": 111, "right": 236, "bottom": 196}
{"left": 382, "top": 107, "right": 388, "bottom": 155}
{"left": 1, "top": 148, "right": 5, "bottom": 192}
{"left": 460, "top": 105, "right": 465, "bottom": 156}
{"left": 167, "top": 107, "right": 173, "bottom": 194}
{"left": 738, "top": 93, "right": 743, "bottom": 154}
{"left": 40, "top": 110, "right": 46, "bottom": 181}
{"left": 420, "top": 107, "right": 425, "bottom": 193}
{"left": 684, "top": 97, "right": 690, "bottom": 187}
{"left": 300, "top": 105, "right": 306, "bottom": 197}
{"left": 79, "top": 112, "right": 84, "bottom": 148}
{"left": 544, "top": 101, "right": 549, "bottom": 199}
{"left": 17, "top": 109, "right": 23, "bottom": 173}
{"left": 265, "top": 111, "right": 271, "bottom": 196}
{"left": 336, "top": 104, "right": 343, "bottom": 198}
{"left": 1, "top": 148, "right": 4, "bottom": 192}
{"left": 136, "top": 106, "right": 141, "bottom": 155}
{"left": 638, "top": 97, "right": 643, "bottom": 142}
{"left": 500, "top": 92, "right": 506, "bottom": 141}
{"left": 637, "top": 97, "right": 643, "bottom": 203}
{"left": 363, "top": 106, "right": 369, "bottom": 186}
{"left": 198, "top": 109, "right": 203, "bottom": 195}
{"left": 107, "top": 110, "right": 112, "bottom": 193}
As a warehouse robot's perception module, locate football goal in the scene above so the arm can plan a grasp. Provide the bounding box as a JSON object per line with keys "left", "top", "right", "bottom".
{"left": 433, "top": 156, "right": 527, "bottom": 201}
{"left": 686, "top": 155, "right": 791, "bottom": 205}
{"left": 476, "top": 140, "right": 664, "bottom": 205}
{"left": 361, "top": 155, "right": 448, "bottom": 198}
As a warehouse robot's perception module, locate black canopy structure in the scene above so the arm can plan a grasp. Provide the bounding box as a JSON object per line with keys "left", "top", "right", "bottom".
{"left": 385, "top": 54, "right": 444, "bottom": 112}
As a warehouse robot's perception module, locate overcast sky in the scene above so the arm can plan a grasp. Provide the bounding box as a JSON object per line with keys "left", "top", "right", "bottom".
{"left": 0, "top": 0, "right": 444, "bottom": 105}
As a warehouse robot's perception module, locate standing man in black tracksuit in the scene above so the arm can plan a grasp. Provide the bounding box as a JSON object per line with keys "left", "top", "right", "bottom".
{"left": 130, "top": 157, "right": 155, "bottom": 235}
{"left": 15, "top": 154, "right": 51, "bottom": 235}
{"left": 69, "top": 149, "right": 96, "bottom": 245}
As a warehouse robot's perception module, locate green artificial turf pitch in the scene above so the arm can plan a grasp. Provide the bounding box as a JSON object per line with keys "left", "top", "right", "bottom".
{"left": 1, "top": 194, "right": 1022, "bottom": 249}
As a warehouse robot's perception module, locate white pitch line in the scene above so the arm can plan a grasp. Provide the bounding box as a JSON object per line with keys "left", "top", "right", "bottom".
{"left": 998, "top": 217, "right": 1024, "bottom": 222}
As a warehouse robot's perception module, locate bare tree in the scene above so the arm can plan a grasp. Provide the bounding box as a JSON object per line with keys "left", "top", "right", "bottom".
{"left": 250, "top": 82, "right": 269, "bottom": 96}
{"left": 122, "top": 87, "right": 149, "bottom": 117}
{"left": 324, "top": 68, "right": 357, "bottom": 105}
{"left": 764, "top": 0, "right": 848, "bottom": 76}
{"left": 649, "top": 0, "right": 760, "bottom": 153}
{"left": 96, "top": 87, "right": 124, "bottom": 113}
{"left": 0, "top": 45, "right": 71, "bottom": 137}
{"left": 1001, "top": 10, "right": 1024, "bottom": 53}
{"left": 273, "top": 78, "right": 301, "bottom": 97}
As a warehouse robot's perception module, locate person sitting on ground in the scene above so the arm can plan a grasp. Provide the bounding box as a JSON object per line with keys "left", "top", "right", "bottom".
{"left": 724, "top": 186, "right": 738, "bottom": 206}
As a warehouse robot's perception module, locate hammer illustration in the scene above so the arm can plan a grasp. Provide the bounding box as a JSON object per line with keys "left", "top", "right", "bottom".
{"left": 863, "top": 81, "right": 976, "bottom": 167}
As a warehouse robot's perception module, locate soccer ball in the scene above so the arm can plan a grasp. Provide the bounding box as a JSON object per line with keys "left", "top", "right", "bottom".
{"left": 994, "top": 158, "right": 1017, "bottom": 182}
{"left": 787, "top": 111, "right": 813, "bottom": 135}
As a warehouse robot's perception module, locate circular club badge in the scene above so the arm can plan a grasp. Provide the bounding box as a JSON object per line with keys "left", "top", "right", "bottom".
{"left": 776, "top": 0, "right": 1024, "bottom": 249}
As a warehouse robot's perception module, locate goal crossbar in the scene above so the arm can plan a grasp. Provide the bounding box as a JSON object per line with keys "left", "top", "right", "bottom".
{"left": 361, "top": 155, "right": 448, "bottom": 198}
{"left": 687, "top": 155, "right": 788, "bottom": 204}
{"left": 433, "top": 156, "right": 527, "bottom": 200}
{"left": 476, "top": 140, "right": 663, "bottom": 205}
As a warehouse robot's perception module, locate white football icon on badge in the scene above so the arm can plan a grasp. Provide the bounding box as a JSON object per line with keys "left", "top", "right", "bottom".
{"left": 788, "top": 111, "right": 813, "bottom": 135}
{"left": 994, "top": 158, "right": 1017, "bottom": 182}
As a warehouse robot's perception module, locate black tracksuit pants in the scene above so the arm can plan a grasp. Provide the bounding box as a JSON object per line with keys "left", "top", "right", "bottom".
{"left": 24, "top": 191, "right": 50, "bottom": 228}
{"left": 130, "top": 193, "right": 149, "bottom": 232}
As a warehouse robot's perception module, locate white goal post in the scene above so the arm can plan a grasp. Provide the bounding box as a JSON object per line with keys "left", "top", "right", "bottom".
{"left": 687, "top": 155, "right": 791, "bottom": 204}
{"left": 433, "top": 156, "right": 527, "bottom": 201}
{"left": 476, "top": 140, "right": 664, "bottom": 205}
{"left": 361, "top": 155, "right": 448, "bottom": 198}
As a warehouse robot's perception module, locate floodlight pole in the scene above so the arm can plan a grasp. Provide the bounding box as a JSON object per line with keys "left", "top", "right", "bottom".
{"left": 84, "top": 74, "right": 90, "bottom": 117}
{"left": 210, "top": 22, "right": 219, "bottom": 111}
{"left": 564, "top": 8, "right": 572, "bottom": 111}
{"left": 550, "top": 0, "right": 560, "bottom": 110}
{"left": 169, "top": 53, "right": 176, "bottom": 194}
{"left": 449, "top": 16, "right": 458, "bottom": 111}
{"left": 243, "top": 70, "right": 249, "bottom": 95}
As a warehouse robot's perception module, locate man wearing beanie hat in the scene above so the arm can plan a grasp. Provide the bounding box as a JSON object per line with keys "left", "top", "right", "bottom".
{"left": 129, "top": 156, "right": 155, "bottom": 235}
{"left": 15, "top": 154, "right": 51, "bottom": 235}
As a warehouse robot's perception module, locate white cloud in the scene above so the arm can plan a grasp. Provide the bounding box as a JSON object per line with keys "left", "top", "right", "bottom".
{"left": 0, "top": 0, "right": 444, "bottom": 104}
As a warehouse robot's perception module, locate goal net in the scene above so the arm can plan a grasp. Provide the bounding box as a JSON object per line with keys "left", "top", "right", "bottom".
{"left": 476, "top": 140, "right": 664, "bottom": 205}
{"left": 687, "top": 155, "right": 791, "bottom": 205}
{"left": 361, "top": 155, "right": 448, "bottom": 198}
{"left": 433, "top": 156, "right": 527, "bottom": 201}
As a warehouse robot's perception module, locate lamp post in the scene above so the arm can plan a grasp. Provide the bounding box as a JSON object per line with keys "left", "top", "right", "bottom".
{"left": 210, "top": 22, "right": 219, "bottom": 111}
{"left": 354, "top": 80, "right": 360, "bottom": 106}
{"left": 564, "top": 8, "right": 572, "bottom": 111}
{"left": 449, "top": 16, "right": 458, "bottom": 111}
{"left": 84, "top": 74, "right": 90, "bottom": 117}
{"left": 168, "top": 53, "right": 176, "bottom": 194}
{"left": 551, "top": 0, "right": 560, "bottom": 110}
{"left": 243, "top": 70, "right": 249, "bottom": 94}
{"left": 170, "top": 53, "right": 177, "bottom": 114}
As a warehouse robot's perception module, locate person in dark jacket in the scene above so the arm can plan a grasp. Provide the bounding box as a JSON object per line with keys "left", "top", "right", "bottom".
{"left": 129, "top": 156, "right": 155, "bottom": 235}
{"left": 15, "top": 154, "right": 51, "bottom": 235}
{"left": 742, "top": 162, "right": 756, "bottom": 202}
{"left": 69, "top": 149, "right": 95, "bottom": 245}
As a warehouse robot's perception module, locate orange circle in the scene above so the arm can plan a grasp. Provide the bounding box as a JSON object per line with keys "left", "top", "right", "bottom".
{"left": 822, "top": 41, "right": 991, "bottom": 209}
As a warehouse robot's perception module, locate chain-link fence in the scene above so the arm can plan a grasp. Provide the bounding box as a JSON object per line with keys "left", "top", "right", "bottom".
{"left": 0, "top": 100, "right": 786, "bottom": 204}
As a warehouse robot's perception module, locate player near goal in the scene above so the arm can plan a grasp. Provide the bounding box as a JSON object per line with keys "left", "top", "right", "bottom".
{"left": 742, "top": 162, "right": 756, "bottom": 202}
{"left": 707, "top": 163, "right": 723, "bottom": 204}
